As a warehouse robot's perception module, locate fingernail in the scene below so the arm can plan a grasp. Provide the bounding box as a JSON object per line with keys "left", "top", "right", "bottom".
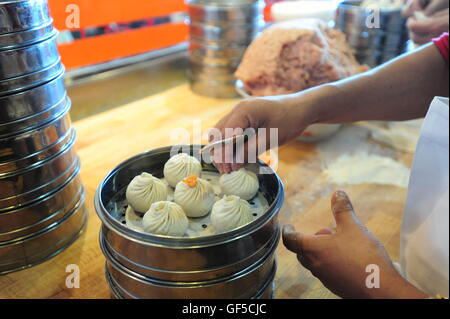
{"left": 332, "top": 190, "right": 348, "bottom": 204}
{"left": 282, "top": 224, "right": 295, "bottom": 233}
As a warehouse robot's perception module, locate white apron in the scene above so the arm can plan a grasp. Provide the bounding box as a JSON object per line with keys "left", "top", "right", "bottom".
{"left": 400, "top": 97, "right": 449, "bottom": 298}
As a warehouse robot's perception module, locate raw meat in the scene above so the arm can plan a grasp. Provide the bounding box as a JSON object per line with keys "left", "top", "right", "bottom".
{"left": 236, "top": 19, "right": 369, "bottom": 96}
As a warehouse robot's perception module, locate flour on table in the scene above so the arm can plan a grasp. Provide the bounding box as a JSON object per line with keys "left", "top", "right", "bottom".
{"left": 364, "top": 120, "right": 423, "bottom": 153}
{"left": 323, "top": 152, "right": 410, "bottom": 188}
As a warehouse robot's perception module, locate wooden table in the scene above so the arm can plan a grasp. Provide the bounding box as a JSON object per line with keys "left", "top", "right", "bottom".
{"left": 0, "top": 84, "right": 415, "bottom": 299}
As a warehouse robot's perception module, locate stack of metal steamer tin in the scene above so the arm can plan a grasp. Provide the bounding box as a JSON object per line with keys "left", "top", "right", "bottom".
{"left": 335, "top": 0, "right": 408, "bottom": 67}
{"left": 187, "top": 0, "right": 264, "bottom": 98}
{"left": 0, "top": 0, "right": 87, "bottom": 274}
{"left": 95, "top": 146, "right": 284, "bottom": 299}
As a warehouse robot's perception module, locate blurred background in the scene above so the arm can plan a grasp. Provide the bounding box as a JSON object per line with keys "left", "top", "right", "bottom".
{"left": 47, "top": 0, "right": 434, "bottom": 120}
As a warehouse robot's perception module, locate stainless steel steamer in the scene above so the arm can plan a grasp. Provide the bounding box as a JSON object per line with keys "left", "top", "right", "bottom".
{"left": 0, "top": 0, "right": 87, "bottom": 274}
{"left": 0, "top": 0, "right": 51, "bottom": 35}
{"left": 95, "top": 145, "right": 284, "bottom": 299}
{"left": 187, "top": 0, "right": 263, "bottom": 98}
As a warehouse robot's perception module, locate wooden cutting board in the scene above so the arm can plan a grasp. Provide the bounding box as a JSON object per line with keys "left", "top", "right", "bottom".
{"left": 0, "top": 84, "right": 417, "bottom": 299}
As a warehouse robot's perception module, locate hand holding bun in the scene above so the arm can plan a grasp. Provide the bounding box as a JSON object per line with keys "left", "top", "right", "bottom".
{"left": 142, "top": 201, "right": 188, "bottom": 236}
{"left": 164, "top": 153, "right": 202, "bottom": 188}
{"left": 174, "top": 175, "right": 216, "bottom": 217}
{"left": 126, "top": 172, "right": 168, "bottom": 213}
{"left": 219, "top": 168, "right": 259, "bottom": 200}
{"left": 211, "top": 195, "right": 253, "bottom": 233}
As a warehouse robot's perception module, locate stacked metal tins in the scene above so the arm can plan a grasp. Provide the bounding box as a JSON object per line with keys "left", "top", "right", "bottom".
{"left": 335, "top": 0, "right": 408, "bottom": 67}
{"left": 95, "top": 146, "right": 284, "bottom": 299}
{"left": 0, "top": 0, "right": 87, "bottom": 274}
{"left": 187, "top": 0, "right": 264, "bottom": 98}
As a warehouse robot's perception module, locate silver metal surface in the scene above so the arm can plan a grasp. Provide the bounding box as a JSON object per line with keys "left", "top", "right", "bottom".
{"left": 335, "top": 0, "right": 408, "bottom": 67}
{"left": 0, "top": 19, "right": 53, "bottom": 49}
{"left": 189, "top": 41, "right": 246, "bottom": 66}
{"left": 188, "top": 0, "right": 263, "bottom": 26}
{"left": 0, "top": 0, "right": 51, "bottom": 35}
{"left": 0, "top": 134, "right": 77, "bottom": 198}
{"left": 0, "top": 95, "right": 69, "bottom": 138}
{"left": 188, "top": 63, "right": 238, "bottom": 82}
{"left": 0, "top": 155, "right": 80, "bottom": 210}
{"left": 0, "top": 195, "right": 87, "bottom": 275}
{"left": 105, "top": 248, "right": 276, "bottom": 299}
{"left": 0, "top": 125, "right": 74, "bottom": 174}
{"left": 0, "top": 71, "right": 66, "bottom": 124}
{"left": 0, "top": 58, "right": 63, "bottom": 96}
{"left": 189, "top": 76, "right": 238, "bottom": 98}
{"left": 106, "top": 262, "right": 276, "bottom": 299}
{"left": 95, "top": 145, "right": 284, "bottom": 298}
{"left": 0, "top": 169, "right": 82, "bottom": 239}
{"left": 190, "top": 22, "right": 261, "bottom": 44}
{"left": 101, "top": 225, "right": 279, "bottom": 282}
{"left": 0, "top": 32, "right": 59, "bottom": 80}
{"left": 0, "top": 108, "right": 71, "bottom": 163}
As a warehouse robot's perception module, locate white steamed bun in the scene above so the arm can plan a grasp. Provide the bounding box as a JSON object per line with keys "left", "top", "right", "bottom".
{"left": 174, "top": 175, "right": 215, "bottom": 217}
{"left": 164, "top": 153, "right": 202, "bottom": 188}
{"left": 219, "top": 167, "right": 259, "bottom": 200}
{"left": 142, "top": 201, "right": 188, "bottom": 236}
{"left": 211, "top": 195, "right": 253, "bottom": 233}
{"left": 126, "top": 172, "right": 168, "bottom": 213}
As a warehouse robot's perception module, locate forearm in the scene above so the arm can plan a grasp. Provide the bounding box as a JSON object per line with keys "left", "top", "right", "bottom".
{"left": 293, "top": 43, "right": 449, "bottom": 124}
{"left": 370, "top": 271, "right": 430, "bottom": 299}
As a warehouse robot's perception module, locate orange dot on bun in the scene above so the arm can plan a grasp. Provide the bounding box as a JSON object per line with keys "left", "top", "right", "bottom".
{"left": 183, "top": 175, "right": 199, "bottom": 188}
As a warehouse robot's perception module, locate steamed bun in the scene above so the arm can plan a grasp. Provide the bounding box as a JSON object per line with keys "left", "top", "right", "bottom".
{"left": 211, "top": 195, "right": 253, "bottom": 233}
{"left": 174, "top": 175, "right": 215, "bottom": 217}
{"left": 126, "top": 173, "right": 168, "bottom": 213}
{"left": 219, "top": 168, "right": 259, "bottom": 200}
{"left": 164, "top": 153, "right": 202, "bottom": 188}
{"left": 142, "top": 201, "right": 188, "bottom": 236}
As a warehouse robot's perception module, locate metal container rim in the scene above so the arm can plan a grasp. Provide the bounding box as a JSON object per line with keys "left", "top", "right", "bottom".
{"left": 0, "top": 29, "right": 57, "bottom": 54}
{"left": 0, "top": 125, "right": 75, "bottom": 179}
{"left": 95, "top": 145, "right": 284, "bottom": 249}
{"left": 103, "top": 232, "right": 277, "bottom": 288}
{"left": 0, "top": 94, "right": 70, "bottom": 138}
{"left": 0, "top": 70, "right": 64, "bottom": 103}
{"left": 99, "top": 225, "right": 280, "bottom": 277}
{"left": 187, "top": 0, "right": 263, "bottom": 9}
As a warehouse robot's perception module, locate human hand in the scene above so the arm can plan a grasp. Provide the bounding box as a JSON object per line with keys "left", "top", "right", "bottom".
{"left": 210, "top": 95, "right": 316, "bottom": 174}
{"left": 404, "top": 0, "right": 449, "bottom": 44}
{"left": 403, "top": 0, "right": 449, "bottom": 17}
{"left": 282, "top": 191, "right": 429, "bottom": 299}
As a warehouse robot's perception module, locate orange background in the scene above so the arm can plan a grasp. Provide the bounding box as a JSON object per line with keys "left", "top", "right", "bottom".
{"left": 48, "top": 0, "right": 188, "bottom": 70}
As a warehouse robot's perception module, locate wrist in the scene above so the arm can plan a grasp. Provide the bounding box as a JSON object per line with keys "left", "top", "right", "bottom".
{"left": 289, "top": 84, "right": 339, "bottom": 125}
{"left": 369, "top": 269, "right": 429, "bottom": 299}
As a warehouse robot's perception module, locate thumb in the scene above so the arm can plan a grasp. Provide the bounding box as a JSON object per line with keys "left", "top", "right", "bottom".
{"left": 331, "top": 191, "right": 360, "bottom": 230}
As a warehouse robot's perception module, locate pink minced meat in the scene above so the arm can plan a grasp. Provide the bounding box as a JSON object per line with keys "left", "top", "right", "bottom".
{"left": 236, "top": 19, "right": 369, "bottom": 96}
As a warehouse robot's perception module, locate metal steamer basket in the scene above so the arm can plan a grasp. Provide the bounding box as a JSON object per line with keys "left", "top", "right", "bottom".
{"left": 95, "top": 145, "right": 284, "bottom": 299}
{"left": 0, "top": 0, "right": 52, "bottom": 35}
{"left": 335, "top": 0, "right": 408, "bottom": 67}
{"left": 0, "top": 0, "right": 87, "bottom": 273}
{"left": 187, "top": 0, "right": 264, "bottom": 98}
{"left": 0, "top": 32, "right": 60, "bottom": 81}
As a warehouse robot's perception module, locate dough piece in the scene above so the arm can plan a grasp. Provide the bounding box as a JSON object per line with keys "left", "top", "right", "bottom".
{"left": 124, "top": 206, "right": 144, "bottom": 232}
{"left": 211, "top": 195, "right": 253, "bottom": 233}
{"left": 219, "top": 167, "right": 259, "bottom": 200}
{"left": 142, "top": 201, "right": 188, "bottom": 237}
{"left": 164, "top": 153, "right": 202, "bottom": 188}
{"left": 174, "top": 175, "right": 215, "bottom": 217}
{"left": 126, "top": 172, "right": 168, "bottom": 213}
